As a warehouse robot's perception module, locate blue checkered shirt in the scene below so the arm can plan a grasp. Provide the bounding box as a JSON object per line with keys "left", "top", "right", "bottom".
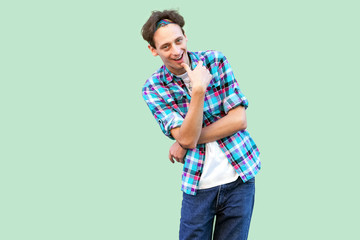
{"left": 142, "top": 50, "right": 261, "bottom": 195}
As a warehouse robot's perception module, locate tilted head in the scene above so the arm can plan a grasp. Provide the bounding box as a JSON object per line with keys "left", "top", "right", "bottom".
{"left": 141, "top": 10, "right": 185, "bottom": 49}
{"left": 141, "top": 10, "right": 190, "bottom": 75}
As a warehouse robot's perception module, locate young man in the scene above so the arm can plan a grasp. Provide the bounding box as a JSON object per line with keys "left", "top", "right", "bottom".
{"left": 141, "top": 10, "right": 261, "bottom": 240}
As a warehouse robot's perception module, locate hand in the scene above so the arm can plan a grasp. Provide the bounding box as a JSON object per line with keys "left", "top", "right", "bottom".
{"left": 168, "top": 141, "right": 187, "bottom": 164}
{"left": 181, "top": 61, "right": 212, "bottom": 92}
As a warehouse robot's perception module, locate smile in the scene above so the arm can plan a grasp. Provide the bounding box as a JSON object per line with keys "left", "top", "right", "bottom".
{"left": 172, "top": 52, "right": 184, "bottom": 61}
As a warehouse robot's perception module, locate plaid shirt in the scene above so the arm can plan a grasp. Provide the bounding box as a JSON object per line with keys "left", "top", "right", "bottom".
{"left": 142, "top": 50, "right": 261, "bottom": 195}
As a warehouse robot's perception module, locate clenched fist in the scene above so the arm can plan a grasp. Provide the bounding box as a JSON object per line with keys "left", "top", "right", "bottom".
{"left": 181, "top": 61, "right": 212, "bottom": 92}
{"left": 169, "top": 141, "right": 187, "bottom": 164}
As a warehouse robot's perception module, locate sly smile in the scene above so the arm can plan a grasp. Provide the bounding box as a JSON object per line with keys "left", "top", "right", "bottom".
{"left": 172, "top": 52, "right": 184, "bottom": 62}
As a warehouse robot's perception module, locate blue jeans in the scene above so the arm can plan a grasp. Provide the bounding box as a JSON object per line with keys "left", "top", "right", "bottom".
{"left": 179, "top": 177, "right": 255, "bottom": 240}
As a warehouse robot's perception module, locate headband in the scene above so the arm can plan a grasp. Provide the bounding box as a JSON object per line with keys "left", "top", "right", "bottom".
{"left": 155, "top": 19, "right": 174, "bottom": 31}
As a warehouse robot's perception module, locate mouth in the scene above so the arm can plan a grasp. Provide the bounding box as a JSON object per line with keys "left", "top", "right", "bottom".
{"left": 172, "top": 52, "right": 184, "bottom": 63}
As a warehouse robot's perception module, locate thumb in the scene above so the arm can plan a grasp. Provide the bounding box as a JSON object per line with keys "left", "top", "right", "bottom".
{"left": 181, "top": 62, "right": 191, "bottom": 73}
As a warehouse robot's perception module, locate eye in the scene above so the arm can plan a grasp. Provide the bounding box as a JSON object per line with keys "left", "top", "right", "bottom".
{"left": 176, "top": 38, "right": 182, "bottom": 43}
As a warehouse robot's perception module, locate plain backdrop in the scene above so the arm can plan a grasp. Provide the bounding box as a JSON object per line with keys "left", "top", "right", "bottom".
{"left": 1, "top": 0, "right": 359, "bottom": 239}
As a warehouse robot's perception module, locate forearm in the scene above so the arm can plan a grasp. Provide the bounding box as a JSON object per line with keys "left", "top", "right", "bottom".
{"left": 170, "top": 60, "right": 213, "bottom": 148}
{"left": 198, "top": 106, "right": 247, "bottom": 144}
{"left": 171, "top": 88, "right": 206, "bottom": 148}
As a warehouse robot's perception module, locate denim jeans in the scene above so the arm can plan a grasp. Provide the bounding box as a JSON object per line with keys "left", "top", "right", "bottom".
{"left": 179, "top": 177, "right": 255, "bottom": 240}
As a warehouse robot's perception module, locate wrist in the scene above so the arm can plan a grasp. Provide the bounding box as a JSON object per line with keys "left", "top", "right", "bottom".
{"left": 191, "top": 85, "right": 206, "bottom": 94}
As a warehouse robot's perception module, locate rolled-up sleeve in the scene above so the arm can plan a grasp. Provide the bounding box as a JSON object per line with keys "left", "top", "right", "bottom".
{"left": 218, "top": 53, "right": 249, "bottom": 114}
{"left": 142, "top": 85, "right": 184, "bottom": 140}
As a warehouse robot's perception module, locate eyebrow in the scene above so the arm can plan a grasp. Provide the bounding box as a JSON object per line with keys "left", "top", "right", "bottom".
{"left": 160, "top": 43, "right": 170, "bottom": 49}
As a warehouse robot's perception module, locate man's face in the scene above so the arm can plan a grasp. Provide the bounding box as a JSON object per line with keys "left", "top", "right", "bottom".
{"left": 149, "top": 24, "right": 190, "bottom": 75}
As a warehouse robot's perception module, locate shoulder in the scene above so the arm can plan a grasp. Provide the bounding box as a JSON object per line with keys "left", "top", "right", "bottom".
{"left": 190, "top": 50, "right": 229, "bottom": 75}
{"left": 142, "top": 66, "right": 166, "bottom": 94}
{"left": 191, "top": 50, "right": 227, "bottom": 63}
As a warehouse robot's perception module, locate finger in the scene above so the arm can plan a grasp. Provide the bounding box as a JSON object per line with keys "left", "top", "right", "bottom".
{"left": 174, "top": 155, "right": 184, "bottom": 164}
{"left": 180, "top": 63, "right": 191, "bottom": 73}
{"left": 177, "top": 157, "right": 185, "bottom": 164}
{"left": 175, "top": 157, "right": 184, "bottom": 164}
{"left": 168, "top": 152, "right": 175, "bottom": 163}
{"left": 196, "top": 60, "right": 203, "bottom": 68}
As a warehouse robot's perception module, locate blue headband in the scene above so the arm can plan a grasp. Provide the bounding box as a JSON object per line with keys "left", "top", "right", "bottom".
{"left": 155, "top": 19, "right": 174, "bottom": 31}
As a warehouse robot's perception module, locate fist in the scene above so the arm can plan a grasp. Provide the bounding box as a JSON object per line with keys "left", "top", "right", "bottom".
{"left": 181, "top": 61, "right": 212, "bottom": 91}
{"left": 168, "top": 141, "right": 187, "bottom": 164}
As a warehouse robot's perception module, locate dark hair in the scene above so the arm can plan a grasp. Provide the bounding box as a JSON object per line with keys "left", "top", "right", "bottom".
{"left": 141, "top": 10, "right": 185, "bottom": 49}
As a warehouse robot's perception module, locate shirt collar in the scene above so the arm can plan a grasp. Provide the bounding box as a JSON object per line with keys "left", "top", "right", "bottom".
{"left": 162, "top": 51, "right": 200, "bottom": 85}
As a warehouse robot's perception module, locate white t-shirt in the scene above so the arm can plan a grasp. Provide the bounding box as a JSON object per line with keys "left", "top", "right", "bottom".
{"left": 176, "top": 72, "right": 239, "bottom": 189}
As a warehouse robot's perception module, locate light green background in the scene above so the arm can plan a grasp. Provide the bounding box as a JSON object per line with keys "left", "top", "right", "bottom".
{"left": 1, "top": 0, "right": 359, "bottom": 239}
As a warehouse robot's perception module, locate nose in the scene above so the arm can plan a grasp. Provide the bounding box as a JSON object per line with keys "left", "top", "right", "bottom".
{"left": 171, "top": 44, "right": 181, "bottom": 55}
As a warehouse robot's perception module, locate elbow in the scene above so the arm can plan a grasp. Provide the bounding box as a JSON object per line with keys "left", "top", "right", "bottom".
{"left": 171, "top": 128, "right": 198, "bottom": 149}
{"left": 178, "top": 138, "right": 197, "bottom": 149}
{"left": 228, "top": 106, "right": 247, "bottom": 131}
{"left": 238, "top": 118, "right": 247, "bottom": 131}
{"left": 240, "top": 121, "right": 247, "bottom": 130}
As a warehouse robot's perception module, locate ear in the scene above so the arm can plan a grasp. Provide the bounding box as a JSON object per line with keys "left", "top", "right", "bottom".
{"left": 148, "top": 45, "right": 158, "bottom": 57}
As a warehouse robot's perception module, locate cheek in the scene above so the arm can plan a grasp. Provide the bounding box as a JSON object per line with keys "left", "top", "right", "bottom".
{"left": 159, "top": 55, "right": 167, "bottom": 62}
{"left": 160, "top": 51, "right": 168, "bottom": 56}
